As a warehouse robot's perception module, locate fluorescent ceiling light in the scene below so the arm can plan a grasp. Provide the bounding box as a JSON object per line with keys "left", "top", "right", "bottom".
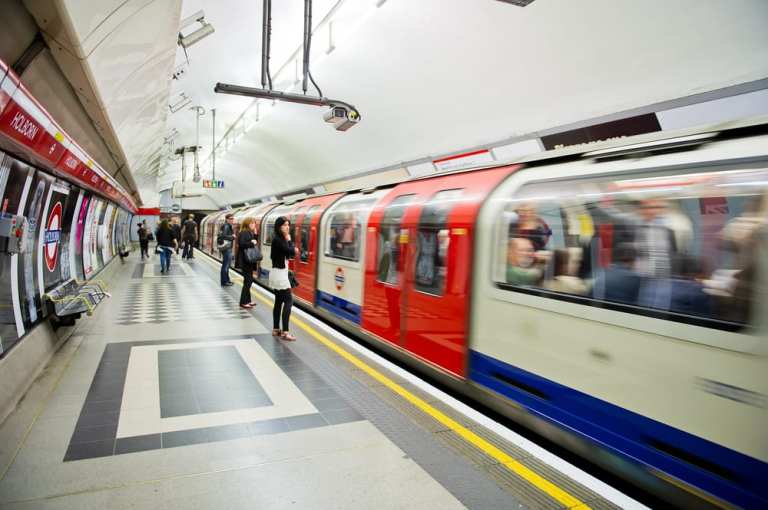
{"left": 179, "top": 22, "right": 215, "bottom": 49}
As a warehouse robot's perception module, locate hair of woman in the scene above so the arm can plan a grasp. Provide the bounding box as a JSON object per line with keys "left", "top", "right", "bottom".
{"left": 274, "top": 216, "right": 289, "bottom": 235}
{"left": 240, "top": 216, "right": 256, "bottom": 230}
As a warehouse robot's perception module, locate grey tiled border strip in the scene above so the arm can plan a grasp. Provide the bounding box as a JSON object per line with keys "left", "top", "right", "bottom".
{"left": 64, "top": 333, "right": 363, "bottom": 461}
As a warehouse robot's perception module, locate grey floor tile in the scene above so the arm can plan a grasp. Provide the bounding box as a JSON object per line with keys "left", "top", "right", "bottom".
{"left": 159, "top": 377, "right": 192, "bottom": 395}
{"left": 76, "top": 410, "right": 120, "bottom": 428}
{"left": 207, "top": 423, "right": 251, "bottom": 442}
{"left": 86, "top": 383, "right": 125, "bottom": 402}
{"left": 248, "top": 418, "right": 288, "bottom": 436}
{"left": 70, "top": 422, "right": 118, "bottom": 444}
{"left": 81, "top": 398, "right": 122, "bottom": 415}
{"left": 281, "top": 413, "right": 328, "bottom": 432}
{"left": 321, "top": 407, "right": 365, "bottom": 426}
{"left": 114, "top": 434, "right": 162, "bottom": 454}
{"left": 162, "top": 428, "right": 212, "bottom": 448}
{"left": 64, "top": 438, "right": 115, "bottom": 461}
{"left": 310, "top": 397, "right": 351, "bottom": 413}
{"left": 298, "top": 386, "right": 340, "bottom": 401}
{"left": 160, "top": 399, "right": 200, "bottom": 418}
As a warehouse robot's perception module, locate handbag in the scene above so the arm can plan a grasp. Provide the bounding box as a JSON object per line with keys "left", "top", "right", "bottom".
{"left": 288, "top": 270, "right": 299, "bottom": 288}
{"left": 244, "top": 246, "right": 263, "bottom": 264}
{"left": 217, "top": 236, "right": 232, "bottom": 251}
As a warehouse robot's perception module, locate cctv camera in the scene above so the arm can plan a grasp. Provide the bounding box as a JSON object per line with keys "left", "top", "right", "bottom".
{"left": 323, "top": 105, "right": 360, "bottom": 131}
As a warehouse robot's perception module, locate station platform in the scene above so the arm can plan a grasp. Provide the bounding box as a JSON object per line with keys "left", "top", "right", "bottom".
{"left": 0, "top": 252, "right": 643, "bottom": 509}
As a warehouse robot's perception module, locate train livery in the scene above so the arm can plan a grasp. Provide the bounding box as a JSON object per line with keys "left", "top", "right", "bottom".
{"left": 201, "top": 122, "right": 768, "bottom": 508}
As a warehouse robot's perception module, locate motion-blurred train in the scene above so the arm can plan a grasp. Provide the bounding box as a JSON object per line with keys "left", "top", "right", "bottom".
{"left": 200, "top": 120, "right": 768, "bottom": 509}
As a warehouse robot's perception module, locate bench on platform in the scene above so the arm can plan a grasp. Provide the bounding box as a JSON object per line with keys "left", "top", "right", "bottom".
{"left": 44, "top": 278, "right": 109, "bottom": 328}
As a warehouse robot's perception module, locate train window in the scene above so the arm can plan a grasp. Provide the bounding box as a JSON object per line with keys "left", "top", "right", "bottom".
{"left": 300, "top": 205, "right": 320, "bottom": 263}
{"left": 494, "top": 166, "right": 768, "bottom": 332}
{"left": 325, "top": 198, "right": 376, "bottom": 262}
{"left": 377, "top": 195, "right": 416, "bottom": 285}
{"left": 415, "top": 189, "right": 463, "bottom": 296}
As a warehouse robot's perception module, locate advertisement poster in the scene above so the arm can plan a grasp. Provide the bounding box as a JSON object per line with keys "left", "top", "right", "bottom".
{"left": 74, "top": 194, "right": 89, "bottom": 280}
{"left": 20, "top": 172, "right": 51, "bottom": 327}
{"left": 102, "top": 204, "right": 115, "bottom": 263}
{"left": 0, "top": 157, "right": 33, "bottom": 352}
{"left": 83, "top": 198, "right": 97, "bottom": 278}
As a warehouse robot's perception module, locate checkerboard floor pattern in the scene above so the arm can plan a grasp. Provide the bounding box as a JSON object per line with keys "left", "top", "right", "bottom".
{"left": 115, "top": 279, "right": 250, "bottom": 325}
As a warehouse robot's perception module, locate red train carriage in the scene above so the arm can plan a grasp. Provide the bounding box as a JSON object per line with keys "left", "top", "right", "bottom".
{"left": 360, "top": 166, "right": 518, "bottom": 377}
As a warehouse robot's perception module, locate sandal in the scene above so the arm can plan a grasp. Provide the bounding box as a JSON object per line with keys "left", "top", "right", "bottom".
{"left": 281, "top": 332, "right": 296, "bottom": 341}
{"left": 271, "top": 329, "right": 281, "bottom": 336}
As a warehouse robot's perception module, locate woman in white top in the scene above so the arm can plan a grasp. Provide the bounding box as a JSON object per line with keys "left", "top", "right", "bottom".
{"left": 269, "top": 217, "right": 297, "bottom": 340}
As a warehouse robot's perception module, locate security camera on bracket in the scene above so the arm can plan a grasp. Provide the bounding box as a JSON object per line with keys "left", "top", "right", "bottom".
{"left": 214, "top": 0, "right": 361, "bottom": 132}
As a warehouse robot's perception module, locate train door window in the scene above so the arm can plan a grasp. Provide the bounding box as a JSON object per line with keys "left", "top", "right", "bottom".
{"left": 414, "top": 189, "right": 463, "bottom": 296}
{"left": 493, "top": 166, "right": 768, "bottom": 332}
{"left": 300, "top": 205, "right": 320, "bottom": 263}
{"left": 377, "top": 195, "right": 416, "bottom": 285}
{"left": 264, "top": 206, "right": 291, "bottom": 245}
{"left": 325, "top": 198, "right": 376, "bottom": 262}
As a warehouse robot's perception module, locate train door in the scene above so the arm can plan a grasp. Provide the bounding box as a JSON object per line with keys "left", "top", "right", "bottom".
{"left": 292, "top": 193, "right": 344, "bottom": 305}
{"left": 361, "top": 194, "right": 417, "bottom": 345}
{"left": 401, "top": 189, "right": 469, "bottom": 375}
{"left": 316, "top": 191, "right": 386, "bottom": 324}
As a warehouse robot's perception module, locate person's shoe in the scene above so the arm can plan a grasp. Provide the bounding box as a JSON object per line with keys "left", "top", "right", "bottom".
{"left": 239, "top": 304, "right": 254, "bottom": 310}
{"left": 280, "top": 332, "right": 296, "bottom": 341}
{"left": 224, "top": 282, "right": 234, "bottom": 286}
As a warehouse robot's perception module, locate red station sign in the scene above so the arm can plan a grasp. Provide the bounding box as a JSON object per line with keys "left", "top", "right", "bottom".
{"left": 0, "top": 58, "right": 137, "bottom": 213}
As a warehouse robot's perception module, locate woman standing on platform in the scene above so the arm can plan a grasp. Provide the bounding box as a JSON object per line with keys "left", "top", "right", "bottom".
{"left": 155, "top": 219, "right": 177, "bottom": 274}
{"left": 270, "top": 216, "right": 297, "bottom": 340}
{"left": 237, "top": 217, "right": 259, "bottom": 309}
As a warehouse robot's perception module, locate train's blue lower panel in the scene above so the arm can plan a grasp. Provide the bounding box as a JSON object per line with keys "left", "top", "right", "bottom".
{"left": 468, "top": 350, "right": 767, "bottom": 508}
{"left": 316, "top": 290, "right": 362, "bottom": 325}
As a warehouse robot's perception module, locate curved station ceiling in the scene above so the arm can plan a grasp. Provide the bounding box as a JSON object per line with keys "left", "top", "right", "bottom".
{"left": 15, "top": 0, "right": 768, "bottom": 207}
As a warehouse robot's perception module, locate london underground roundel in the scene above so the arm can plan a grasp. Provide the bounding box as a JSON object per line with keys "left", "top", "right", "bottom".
{"left": 44, "top": 202, "right": 62, "bottom": 272}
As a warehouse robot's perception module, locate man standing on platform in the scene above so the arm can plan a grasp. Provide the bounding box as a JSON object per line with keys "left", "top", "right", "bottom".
{"left": 181, "top": 214, "right": 198, "bottom": 259}
{"left": 218, "top": 213, "right": 235, "bottom": 286}
{"left": 171, "top": 216, "right": 182, "bottom": 255}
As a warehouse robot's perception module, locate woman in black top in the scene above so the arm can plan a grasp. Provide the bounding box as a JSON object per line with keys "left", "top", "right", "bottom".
{"left": 269, "top": 216, "right": 296, "bottom": 340}
{"left": 237, "top": 217, "right": 259, "bottom": 308}
{"left": 155, "top": 220, "right": 177, "bottom": 273}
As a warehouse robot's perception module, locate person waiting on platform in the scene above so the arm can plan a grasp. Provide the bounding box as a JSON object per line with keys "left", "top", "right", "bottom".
{"left": 171, "top": 216, "right": 182, "bottom": 255}
{"left": 270, "top": 216, "right": 297, "bottom": 341}
{"left": 218, "top": 213, "right": 235, "bottom": 287}
{"left": 181, "top": 214, "right": 198, "bottom": 260}
{"left": 137, "top": 221, "right": 149, "bottom": 260}
{"left": 237, "top": 217, "right": 259, "bottom": 309}
{"left": 155, "top": 219, "right": 177, "bottom": 274}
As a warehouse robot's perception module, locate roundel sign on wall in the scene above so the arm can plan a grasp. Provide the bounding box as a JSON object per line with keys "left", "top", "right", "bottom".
{"left": 44, "top": 201, "right": 62, "bottom": 272}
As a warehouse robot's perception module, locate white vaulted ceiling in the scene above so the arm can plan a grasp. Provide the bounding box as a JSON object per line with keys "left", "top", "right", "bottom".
{"left": 31, "top": 0, "right": 768, "bottom": 207}
{"left": 25, "top": 0, "right": 183, "bottom": 201}
{"left": 156, "top": 0, "right": 768, "bottom": 206}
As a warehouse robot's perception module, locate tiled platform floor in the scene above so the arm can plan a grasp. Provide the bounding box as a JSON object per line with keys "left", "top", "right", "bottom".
{"left": 0, "top": 252, "right": 621, "bottom": 510}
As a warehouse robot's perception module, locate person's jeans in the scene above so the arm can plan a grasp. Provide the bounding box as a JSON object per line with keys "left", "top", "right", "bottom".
{"left": 220, "top": 249, "right": 232, "bottom": 284}
{"left": 159, "top": 247, "right": 171, "bottom": 272}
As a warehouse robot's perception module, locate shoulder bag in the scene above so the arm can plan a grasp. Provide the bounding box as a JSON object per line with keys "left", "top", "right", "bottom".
{"left": 288, "top": 270, "right": 299, "bottom": 288}
{"left": 244, "top": 246, "right": 263, "bottom": 264}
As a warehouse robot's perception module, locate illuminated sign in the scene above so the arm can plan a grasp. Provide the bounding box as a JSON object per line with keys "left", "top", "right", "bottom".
{"left": 203, "top": 179, "right": 225, "bottom": 189}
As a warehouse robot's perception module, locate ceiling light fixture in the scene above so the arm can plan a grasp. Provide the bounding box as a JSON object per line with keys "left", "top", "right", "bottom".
{"left": 178, "top": 10, "right": 215, "bottom": 60}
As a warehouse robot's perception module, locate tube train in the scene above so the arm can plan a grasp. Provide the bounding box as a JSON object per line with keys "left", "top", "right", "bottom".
{"left": 200, "top": 121, "right": 768, "bottom": 508}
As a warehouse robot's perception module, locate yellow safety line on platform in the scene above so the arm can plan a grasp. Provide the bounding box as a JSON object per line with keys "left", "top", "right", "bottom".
{"left": 201, "top": 253, "right": 592, "bottom": 509}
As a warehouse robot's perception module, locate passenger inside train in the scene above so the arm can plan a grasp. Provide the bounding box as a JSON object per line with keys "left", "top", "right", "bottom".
{"left": 501, "top": 168, "right": 767, "bottom": 330}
